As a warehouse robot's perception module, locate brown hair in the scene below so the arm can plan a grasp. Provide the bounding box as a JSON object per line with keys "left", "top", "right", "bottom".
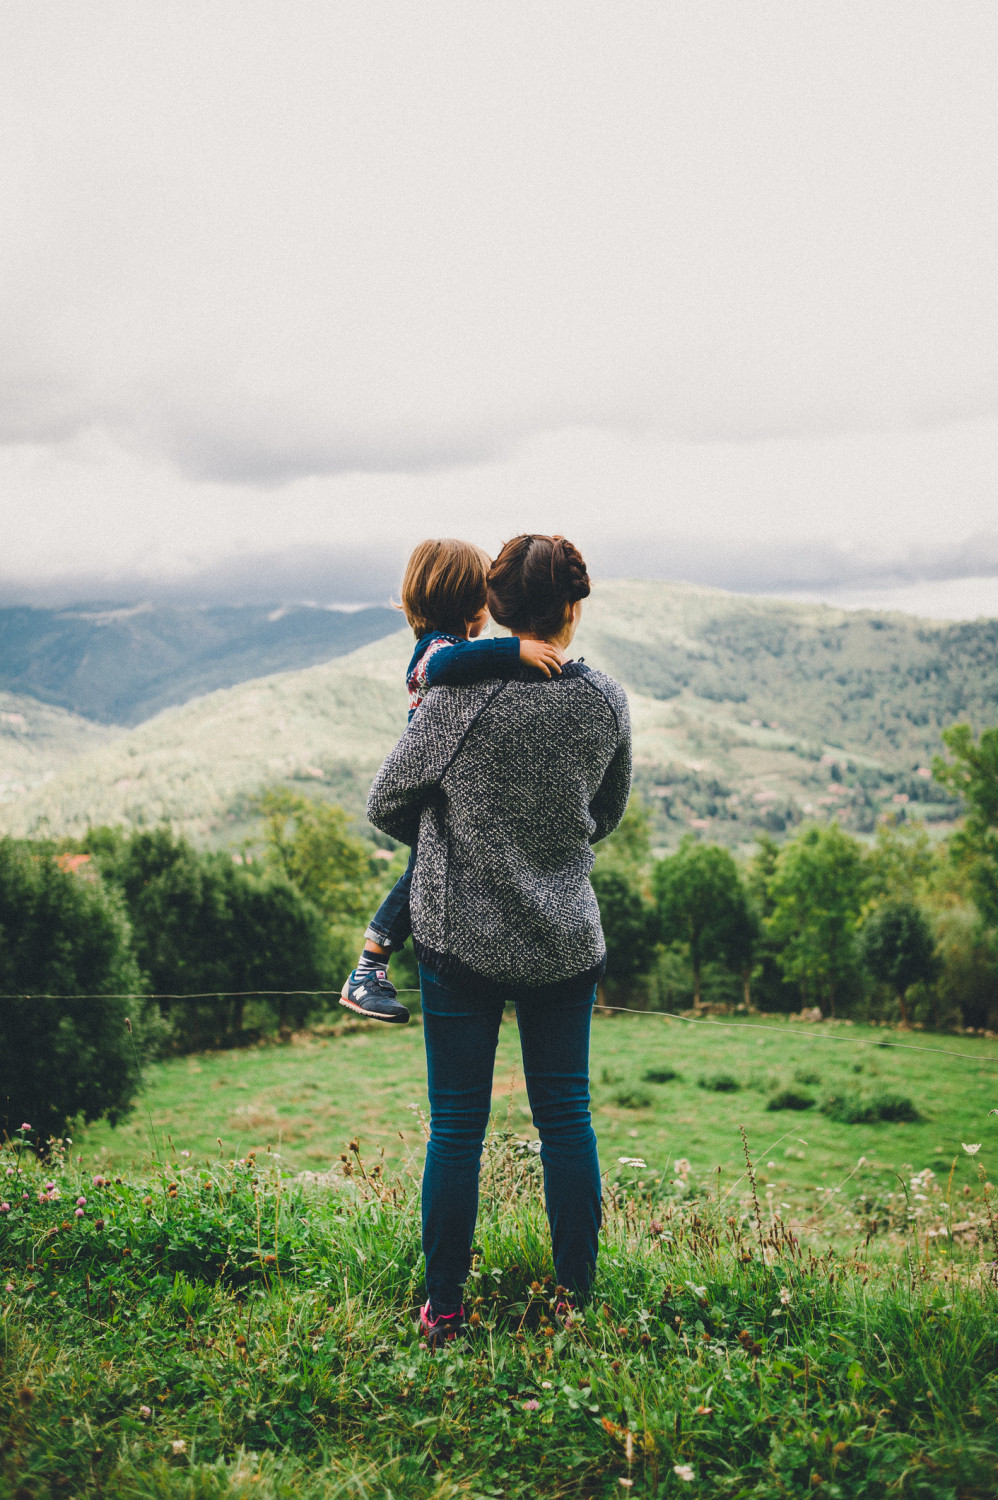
{"left": 487, "top": 534, "right": 591, "bottom": 640}
{"left": 398, "top": 538, "right": 491, "bottom": 637}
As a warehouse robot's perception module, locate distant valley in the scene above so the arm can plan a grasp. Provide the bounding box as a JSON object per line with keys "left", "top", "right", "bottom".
{"left": 0, "top": 601, "right": 401, "bottom": 724}
{"left": 1, "top": 579, "right": 994, "bottom": 849}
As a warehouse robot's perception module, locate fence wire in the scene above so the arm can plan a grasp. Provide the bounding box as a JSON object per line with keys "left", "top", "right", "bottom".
{"left": 1, "top": 988, "right": 996, "bottom": 1065}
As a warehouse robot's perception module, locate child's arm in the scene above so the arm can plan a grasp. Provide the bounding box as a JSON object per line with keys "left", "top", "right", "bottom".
{"left": 420, "top": 635, "right": 566, "bottom": 688}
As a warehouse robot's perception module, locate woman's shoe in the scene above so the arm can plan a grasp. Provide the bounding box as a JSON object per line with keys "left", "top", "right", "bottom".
{"left": 420, "top": 1301, "right": 464, "bottom": 1347}
{"left": 339, "top": 968, "right": 410, "bottom": 1023}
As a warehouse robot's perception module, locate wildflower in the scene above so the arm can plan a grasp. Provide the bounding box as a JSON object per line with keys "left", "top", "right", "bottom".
{"left": 75, "top": 1208, "right": 84, "bottom": 1218}
{"left": 540, "top": 1380, "right": 552, "bottom": 1389}
{"left": 0, "top": 1203, "right": 9, "bottom": 1214}
{"left": 20, "top": 1123, "right": 30, "bottom": 1132}
{"left": 962, "top": 1143, "right": 982, "bottom": 1156}
{"left": 619, "top": 1483, "right": 634, "bottom": 1490}
{"left": 21, "top": 1192, "right": 28, "bottom": 1200}
{"left": 521, "top": 1399, "right": 540, "bottom": 1411}
{"left": 38, "top": 1192, "right": 50, "bottom": 1204}
{"left": 139, "top": 1405, "right": 152, "bottom": 1420}
{"left": 674, "top": 1465, "right": 695, "bottom": 1482}
{"left": 695, "top": 1404, "right": 713, "bottom": 1415}
{"left": 180, "top": 1150, "right": 191, "bottom": 1158}
{"left": 779, "top": 1287, "right": 792, "bottom": 1305}
{"left": 45, "top": 1181, "right": 56, "bottom": 1192}
{"left": 76, "top": 1197, "right": 86, "bottom": 1207}
{"left": 92, "top": 1175, "right": 106, "bottom": 1187}
{"left": 617, "top": 1157, "right": 647, "bottom": 1168}
{"left": 171, "top": 1439, "right": 186, "bottom": 1455}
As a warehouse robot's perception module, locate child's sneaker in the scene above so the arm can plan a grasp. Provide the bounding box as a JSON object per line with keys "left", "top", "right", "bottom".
{"left": 419, "top": 1301, "right": 464, "bottom": 1347}
{"left": 340, "top": 968, "right": 410, "bottom": 1024}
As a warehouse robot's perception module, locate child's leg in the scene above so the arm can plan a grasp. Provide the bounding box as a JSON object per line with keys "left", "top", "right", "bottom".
{"left": 363, "top": 845, "right": 416, "bottom": 955}
{"left": 340, "top": 847, "right": 416, "bottom": 1024}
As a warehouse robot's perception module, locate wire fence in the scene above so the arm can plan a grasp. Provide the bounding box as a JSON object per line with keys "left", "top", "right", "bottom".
{"left": 2, "top": 987, "right": 997, "bottom": 1066}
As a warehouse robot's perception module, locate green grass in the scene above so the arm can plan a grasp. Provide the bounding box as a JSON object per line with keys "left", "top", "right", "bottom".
{"left": 75, "top": 1013, "right": 998, "bottom": 1245}
{"left": 3, "top": 1122, "right": 998, "bottom": 1498}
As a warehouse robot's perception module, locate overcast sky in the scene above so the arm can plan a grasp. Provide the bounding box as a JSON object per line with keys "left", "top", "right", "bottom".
{"left": 3, "top": 2, "right": 998, "bottom": 609}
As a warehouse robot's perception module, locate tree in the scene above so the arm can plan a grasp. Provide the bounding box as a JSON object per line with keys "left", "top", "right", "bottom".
{"left": 652, "top": 839, "right": 750, "bottom": 1008}
{"left": 861, "top": 899, "right": 937, "bottom": 1026}
{"left": 259, "top": 790, "right": 377, "bottom": 924}
{"left": 591, "top": 863, "right": 658, "bottom": 1003}
{"left": 86, "top": 826, "right": 333, "bottom": 1045}
{"left": 933, "top": 724, "right": 998, "bottom": 927}
{"left": 0, "top": 837, "right": 150, "bottom": 1145}
{"left": 766, "top": 824, "right": 866, "bottom": 1017}
{"left": 866, "top": 814, "right": 934, "bottom": 903}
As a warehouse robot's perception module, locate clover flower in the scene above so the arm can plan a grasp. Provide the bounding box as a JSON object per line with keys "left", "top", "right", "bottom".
{"left": 674, "top": 1464, "right": 695, "bottom": 1481}
{"left": 779, "top": 1287, "right": 792, "bottom": 1305}
{"left": 139, "top": 1406, "right": 152, "bottom": 1421}
{"left": 92, "top": 1175, "right": 106, "bottom": 1187}
{"left": 19, "top": 1124, "right": 30, "bottom": 1132}
{"left": 76, "top": 1197, "right": 86, "bottom": 1207}
{"left": 521, "top": 1399, "right": 540, "bottom": 1411}
{"left": 0, "top": 1203, "right": 9, "bottom": 1214}
{"left": 75, "top": 1208, "right": 84, "bottom": 1218}
{"left": 171, "top": 1439, "right": 186, "bottom": 1455}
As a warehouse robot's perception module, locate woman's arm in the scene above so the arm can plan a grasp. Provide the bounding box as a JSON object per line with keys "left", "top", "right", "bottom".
{"left": 586, "top": 677, "right": 632, "bottom": 842}
{"left": 367, "top": 682, "right": 503, "bottom": 844}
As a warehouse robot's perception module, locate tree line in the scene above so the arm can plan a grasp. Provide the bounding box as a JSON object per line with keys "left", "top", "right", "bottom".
{"left": 594, "top": 723, "right": 998, "bottom": 1030}
{"left": 2, "top": 723, "right": 996, "bottom": 1145}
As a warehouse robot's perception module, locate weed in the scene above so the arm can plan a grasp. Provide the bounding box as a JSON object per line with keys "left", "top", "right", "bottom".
{"left": 612, "top": 1088, "right": 653, "bottom": 1109}
{"left": 699, "top": 1072, "right": 740, "bottom": 1092}
{"left": 767, "top": 1089, "right": 816, "bottom": 1112}
{"left": 641, "top": 1067, "right": 680, "bottom": 1084}
{"left": 821, "top": 1090, "right": 922, "bottom": 1124}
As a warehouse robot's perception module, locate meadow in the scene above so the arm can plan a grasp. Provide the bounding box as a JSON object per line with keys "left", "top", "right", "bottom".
{"left": 3, "top": 1012, "right": 998, "bottom": 1499}
{"left": 76, "top": 1011, "right": 998, "bottom": 1240}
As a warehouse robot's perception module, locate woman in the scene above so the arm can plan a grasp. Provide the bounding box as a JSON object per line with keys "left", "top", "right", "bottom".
{"left": 367, "top": 534, "right": 631, "bottom": 1341}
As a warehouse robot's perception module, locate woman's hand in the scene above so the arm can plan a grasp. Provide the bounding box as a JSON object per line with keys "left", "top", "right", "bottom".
{"left": 519, "top": 638, "right": 567, "bottom": 677}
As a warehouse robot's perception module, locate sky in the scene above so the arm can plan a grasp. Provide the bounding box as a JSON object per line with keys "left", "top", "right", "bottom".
{"left": 3, "top": 2, "right": 998, "bottom": 613}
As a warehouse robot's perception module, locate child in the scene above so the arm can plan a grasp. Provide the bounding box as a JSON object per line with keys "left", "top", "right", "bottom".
{"left": 340, "top": 538, "right": 566, "bottom": 1022}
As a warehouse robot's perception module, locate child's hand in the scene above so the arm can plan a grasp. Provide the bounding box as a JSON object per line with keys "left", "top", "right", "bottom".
{"left": 519, "top": 638, "right": 567, "bottom": 677}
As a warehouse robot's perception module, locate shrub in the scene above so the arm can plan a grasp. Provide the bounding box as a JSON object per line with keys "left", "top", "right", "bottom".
{"left": 642, "top": 1067, "right": 680, "bottom": 1084}
{"left": 0, "top": 838, "right": 152, "bottom": 1144}
{"left": 767, "top": 1089, "right": 816, "bottom": 1112}
{"left": 612, "top": 1088, "right": 653, "bottom": 1109}
{"left": 821, "top": 1090, "right": 921, "bottom": 1125}
{"left": 698, "top": 1072, "right": 740, "bottom": 1093}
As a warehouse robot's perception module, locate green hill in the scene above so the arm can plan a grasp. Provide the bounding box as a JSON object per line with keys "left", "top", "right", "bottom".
{"left": 0, "top": 690, "right": 121, "bottom": 811}
{"left": 2, "top": 579, "right": 991, "bottom": 848}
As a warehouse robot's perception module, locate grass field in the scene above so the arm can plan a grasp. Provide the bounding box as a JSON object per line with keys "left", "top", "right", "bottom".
{"left": 77, "top": 1013, "right": 998, "bottom": 1250}
{"left": 3, "top": 1072, "right": 998, "bottom": 1498}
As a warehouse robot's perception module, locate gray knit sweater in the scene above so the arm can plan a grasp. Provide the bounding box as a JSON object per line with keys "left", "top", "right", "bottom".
{"left": 366, "top": 661, "right": 631, "bottom": 987}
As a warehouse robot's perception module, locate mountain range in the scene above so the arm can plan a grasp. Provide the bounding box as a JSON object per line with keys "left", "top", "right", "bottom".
{"left": 1, "top": 580, "right": 994, "bottom": 849}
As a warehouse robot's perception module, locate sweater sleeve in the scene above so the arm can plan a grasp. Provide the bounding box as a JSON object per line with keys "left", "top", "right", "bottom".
{"left": 588, "top": 684, "right": 632, "bottom": 843}
{"left": 367, "top": 683, "right": 502, "bottom": 845}
{"left": 420, "top": 635, "right": 520, "bottom": 688}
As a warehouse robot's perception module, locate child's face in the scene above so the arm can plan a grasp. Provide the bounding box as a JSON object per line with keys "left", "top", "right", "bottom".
{"left": 467, "top": 606, "right": 489, "bottom": 639}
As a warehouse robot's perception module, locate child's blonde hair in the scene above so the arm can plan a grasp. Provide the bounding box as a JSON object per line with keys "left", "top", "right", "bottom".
{"left": 399, "top": 538, "right": 491, "bottom": 637}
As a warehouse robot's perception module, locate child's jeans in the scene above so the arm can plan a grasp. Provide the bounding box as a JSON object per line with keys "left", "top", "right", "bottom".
{"left": 365, "top": 844, "right": 417, "bottom": 951}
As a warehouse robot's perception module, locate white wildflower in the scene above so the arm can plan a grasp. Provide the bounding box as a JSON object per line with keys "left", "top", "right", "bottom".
{"left": 962, "top": 1143, "right": 982, "bottom": 1156}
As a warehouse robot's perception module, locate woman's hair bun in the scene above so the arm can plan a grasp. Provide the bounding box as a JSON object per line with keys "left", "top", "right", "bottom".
{"left": 487, "top": 533, "right": 591, "bottom": 640}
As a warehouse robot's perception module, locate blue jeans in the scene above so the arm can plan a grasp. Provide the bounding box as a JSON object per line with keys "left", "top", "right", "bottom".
{"left": 419, "top": 963, "right": 602, "bottom": 1315}
{"left": 366, "top": 845, "right": 417, "bottom": 950}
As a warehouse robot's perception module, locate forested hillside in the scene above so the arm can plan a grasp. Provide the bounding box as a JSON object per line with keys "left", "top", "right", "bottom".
{"left": 0, "top": 601, "right": 401, "bottom": 723}
{"left": 0, "top": 580, "right": 993, "bottom": 847}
